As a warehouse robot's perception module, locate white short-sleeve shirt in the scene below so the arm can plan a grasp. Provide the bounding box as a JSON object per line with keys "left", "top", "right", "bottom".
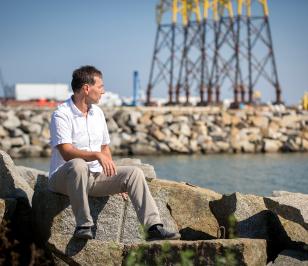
{"left": 49, "top": 97, "right": 110, "bottom": 177}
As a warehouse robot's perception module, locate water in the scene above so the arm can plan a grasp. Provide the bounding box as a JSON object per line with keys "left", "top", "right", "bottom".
{"left": 14, "top": 153, "right": 308, "bottom": 196}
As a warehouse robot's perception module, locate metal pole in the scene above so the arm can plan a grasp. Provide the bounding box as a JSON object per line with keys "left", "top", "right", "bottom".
{"left": 247, "top": 16, "right": 253, "bottom": 103}
{"left": 234, "top": 15, "right": 240, "bottom": 105}
{"left": 265, "top": 16, "right": 281, "bottom": 103}
{"left": 199, "top": 19, "right": 206, "bottom": 104}
{"left": 169, "top": 23, "right": 176, "bottom": 104}
{"left": 146, "top": 25, "right": 161, "bottom": 104}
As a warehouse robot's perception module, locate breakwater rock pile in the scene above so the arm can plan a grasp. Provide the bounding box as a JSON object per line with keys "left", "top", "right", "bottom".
{"left": 0, "top": 150, "right": 307, "bottom": 265}
{"left": 0, "top": 105, "right": 308, "bottom": 158}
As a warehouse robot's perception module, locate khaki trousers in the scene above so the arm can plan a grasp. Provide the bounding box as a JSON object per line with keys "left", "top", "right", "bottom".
{"left": 48, "top": 158, "right": 161, "bottom": 228}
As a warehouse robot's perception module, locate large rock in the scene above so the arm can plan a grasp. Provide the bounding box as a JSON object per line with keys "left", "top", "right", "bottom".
{"left": 48, "top": 233, "right": 124, "bottom": 266}
{"left": 267, "top": 191, "right": 307, "bottom": 228}
{"left": 17, "top": 145, "right": 43, "bottom": 157}
{"left": 263, "top": 139, "right": 282, "bottom": 153}
{"left": 32, "top": 176, "right": 221, "bottom": 247}
{"left": 0, "top": 125, "right": 8, "bottom": 137}
{"left": 210, "top": 191, "right": 308, "bottom": 259}
{"left": 20, "top": 120, "right": 42, "bottom": 135}
{"left": 124, "top": 238, "right": 267, "bottom": 266}
{"left": 210, "top": 192, "right": 269, "bottom": 239}
{"left": 0, "top": 150, "right": 35, "bottom": 241}
{"left": 279, "top": 115, "right": 300, "bottom": 128}
{"left": 148, "top": 179, "right": 221, "bottom": 240}
{"left": 166, "top": 137, "right": 189, "bottom": 153}
{"left": 49, "top": 235, "right": 267, "bottom": 266}
{"left": 2, "top": 115, "right": 21, "bottom": 130}
{"left": 130, "top": 143, "right": 157, "bottom": 155}
{"left": 115, "top": 158, "right": 156, "bottom": 180}
{"left": 0, "top": 150, "right": 33, "bottom": 202}
{"left": 270, "top": 249, "right": 308, "bottom": 266}
{"left": 250, "top": 116, "right": 269, "bottom": 128}
{"left": 210, "top": 192, "right": 283, "bottom": 260}
{"left": 264, "top": 192, "right": 308, "bottom": 248}
{"left": 16, "top": 165, "right": 48, "bottom": 190}
{"left": 152, "top": 114, "right": 165, "bottom": 126}
{"left": 32, "top": 179, "right": 178, "bottom": 245}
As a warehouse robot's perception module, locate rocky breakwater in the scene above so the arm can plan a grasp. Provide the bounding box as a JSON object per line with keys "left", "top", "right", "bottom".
{"left": 0, "top": 106, "right": 52, "bottom": 158}
{"left": 1, "top": 105, "right": 308, "bottom": 157}
{"left": 1, "top": 149, "right": 307, "bottom": 265}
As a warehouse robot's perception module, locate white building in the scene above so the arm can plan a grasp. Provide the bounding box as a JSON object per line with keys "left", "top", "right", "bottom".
{"left": 14, "top": 83, "right": 70, "bottom": 101}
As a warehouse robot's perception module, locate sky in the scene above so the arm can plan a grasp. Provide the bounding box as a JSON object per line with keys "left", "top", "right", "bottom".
{"left": 0, "top": 0, "right": 307, "bottom": 105}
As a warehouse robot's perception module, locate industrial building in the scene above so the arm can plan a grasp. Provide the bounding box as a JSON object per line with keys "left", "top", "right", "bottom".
{"left": 13, "top": 83, "right": 70, "bottom": 101}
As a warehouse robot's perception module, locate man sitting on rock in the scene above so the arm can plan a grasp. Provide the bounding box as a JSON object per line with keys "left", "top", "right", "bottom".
{"left": 48, "top": 65, "right": 180, "bottom": 241}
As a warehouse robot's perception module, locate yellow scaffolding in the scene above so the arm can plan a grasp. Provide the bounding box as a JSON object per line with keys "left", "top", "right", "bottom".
{"left": 156, "top": 0, "right": 270, "bottom": 24}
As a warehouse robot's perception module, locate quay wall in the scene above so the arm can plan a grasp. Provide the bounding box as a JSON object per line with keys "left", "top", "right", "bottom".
{"left": 0, "top": 105, "right": 308, "bottom": 158}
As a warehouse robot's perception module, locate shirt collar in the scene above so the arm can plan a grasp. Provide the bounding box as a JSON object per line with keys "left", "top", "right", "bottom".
{"left": 68, "top": 96, "right": 94, "bottom": 117}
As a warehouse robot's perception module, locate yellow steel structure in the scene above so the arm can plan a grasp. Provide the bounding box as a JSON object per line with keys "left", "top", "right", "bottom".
{"left": 238, "top": 0, "right": 251, "bottom": 17}
{"left": 302, "top": 92, "right": 308, "bottom": 110}
{"left": 172, "top": 0, "right": 202, "bottom": 25}
{"left": 156, "top": 0, "right": 270, "bottom": 24}
{"left": 259, "top": 0, "right": 269, "bottom": 16}
{"left": 187, "top": 0, "right": 202, "bottom": 23}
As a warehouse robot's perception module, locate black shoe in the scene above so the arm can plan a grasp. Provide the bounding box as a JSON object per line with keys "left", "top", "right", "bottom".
{"left": 74, "top": 226, "right": 93, "bottom": 240}
{"left": 146, "top": 224, "right": 181, "bottom": 241}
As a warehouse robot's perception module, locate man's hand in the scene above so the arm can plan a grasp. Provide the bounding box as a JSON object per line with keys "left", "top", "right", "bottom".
{"left": 57, "top": 143, "right": 117, "bottom": 177}
{"left": 96, "top": 152, "right": 117, "bottom": 177}
{"left": 120, "top": 192, "right": 128, "bottom": 201}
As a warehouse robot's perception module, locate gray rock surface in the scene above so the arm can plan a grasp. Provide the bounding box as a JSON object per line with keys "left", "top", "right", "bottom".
{"left": 115, "top": 158, "right": 157, "bottom": 180}
{"left": 264, "top": 192, "right": 308, "bottom": 248}
{"left": 0, "top": 150, "right": 33, "bottom": 202}
{"left": 48, "top": 233, "right": 124, "bottom": 266}
{"left": 265, "top": 192, "right": 308, "bottom": 228}
{"left": 32, "top": 177, "right": 177, "bottom": 245}
{"left": 16, "top": 165, "right": 48, "bottom": 190}
{"left": 32, "top": 174, "right": 221, "bottom": 247}
{"left": 270, "top": 249, "right": 308, "bottom": 266}
{"left": 123, "top": 238, "right": 267, "bottom": 266}
{"left": 49, "top": 234, "right": 267, "bottom": 266}
{"left": 210, "top": 192, "right": 269, "bottom": 239}
{"left": 210, "top": 192, "right": 287, "bottom": 260}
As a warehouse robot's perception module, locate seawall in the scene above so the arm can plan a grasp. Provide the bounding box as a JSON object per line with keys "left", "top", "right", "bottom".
{"left": 0, "top": 105, "right": 308, "bottom": 158}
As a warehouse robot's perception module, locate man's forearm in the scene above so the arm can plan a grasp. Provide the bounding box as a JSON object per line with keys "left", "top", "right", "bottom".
{"left": 101, "top": 145, "right": 112, "bottom": 160}
{"left": 57, "top": 143, "right": 100, "bottom": 162}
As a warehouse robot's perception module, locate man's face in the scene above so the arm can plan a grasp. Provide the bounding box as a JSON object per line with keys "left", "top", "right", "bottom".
{"left": 86, "top": 76, "right": 105, "bottom": 104}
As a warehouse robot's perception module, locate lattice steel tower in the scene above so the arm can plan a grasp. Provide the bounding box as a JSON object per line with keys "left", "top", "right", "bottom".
{"left": 146, "top": 0, "right": 282, "bottom": 105}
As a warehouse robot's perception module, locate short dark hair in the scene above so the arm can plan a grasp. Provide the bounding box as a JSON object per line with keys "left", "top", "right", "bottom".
{"left": 71, "top": 65, "right": 102, "bottom": 93}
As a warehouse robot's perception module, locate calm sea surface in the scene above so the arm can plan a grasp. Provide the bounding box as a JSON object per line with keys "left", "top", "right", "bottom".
{"left": 15, "top": 153, "right": 308, "bottom": 196}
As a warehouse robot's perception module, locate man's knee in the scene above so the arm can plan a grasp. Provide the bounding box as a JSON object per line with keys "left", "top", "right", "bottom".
{"left": 130, "top": 167, "right": 145, "bottom": 182}
{"left": 67, "top": 158, "right": 88, "bottom": 174}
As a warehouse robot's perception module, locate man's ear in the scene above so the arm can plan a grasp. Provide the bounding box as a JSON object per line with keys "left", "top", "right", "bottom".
{"left": 83, "top": 84, "right": 90, "bottom": 95}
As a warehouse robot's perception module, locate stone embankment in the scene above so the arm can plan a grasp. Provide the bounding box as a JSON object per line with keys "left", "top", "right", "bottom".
{"left": 0, "top": 150, "right": 307, "bottom": 265}
{"left": 0, "top": 105, "right": 308, "bottom": 158}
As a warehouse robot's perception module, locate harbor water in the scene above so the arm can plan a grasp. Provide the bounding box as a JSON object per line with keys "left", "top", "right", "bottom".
{"left": 15, "top": 153, "right": 308, "bottom": 196}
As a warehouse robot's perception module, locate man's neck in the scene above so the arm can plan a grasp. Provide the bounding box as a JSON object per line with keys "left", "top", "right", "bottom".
{"left": 72, "top": 95, "right": 90, "bottom": 116}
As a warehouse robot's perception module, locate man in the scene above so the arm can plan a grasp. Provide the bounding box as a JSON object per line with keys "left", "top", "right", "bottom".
{"left": 48, "top": 65, "right": 180, "bottom": 241}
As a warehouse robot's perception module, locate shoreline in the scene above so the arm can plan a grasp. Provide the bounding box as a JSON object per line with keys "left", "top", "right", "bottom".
{"left": 0, "top": 105, "right": 307, "bottom": 158}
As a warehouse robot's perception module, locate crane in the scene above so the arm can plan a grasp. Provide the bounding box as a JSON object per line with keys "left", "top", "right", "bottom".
{"left": 0, "top": 68, "right": 13, "bottom": 101}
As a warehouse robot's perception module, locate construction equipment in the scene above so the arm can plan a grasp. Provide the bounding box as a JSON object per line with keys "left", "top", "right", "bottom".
{"left": 132, "top": 71, "right": 142, "bottom": 106}
{"left": 0, "top": 68, "right": 14, "bottom": 100}
{"left": 146, "top": 0, "right": 282, "bottom": 106}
